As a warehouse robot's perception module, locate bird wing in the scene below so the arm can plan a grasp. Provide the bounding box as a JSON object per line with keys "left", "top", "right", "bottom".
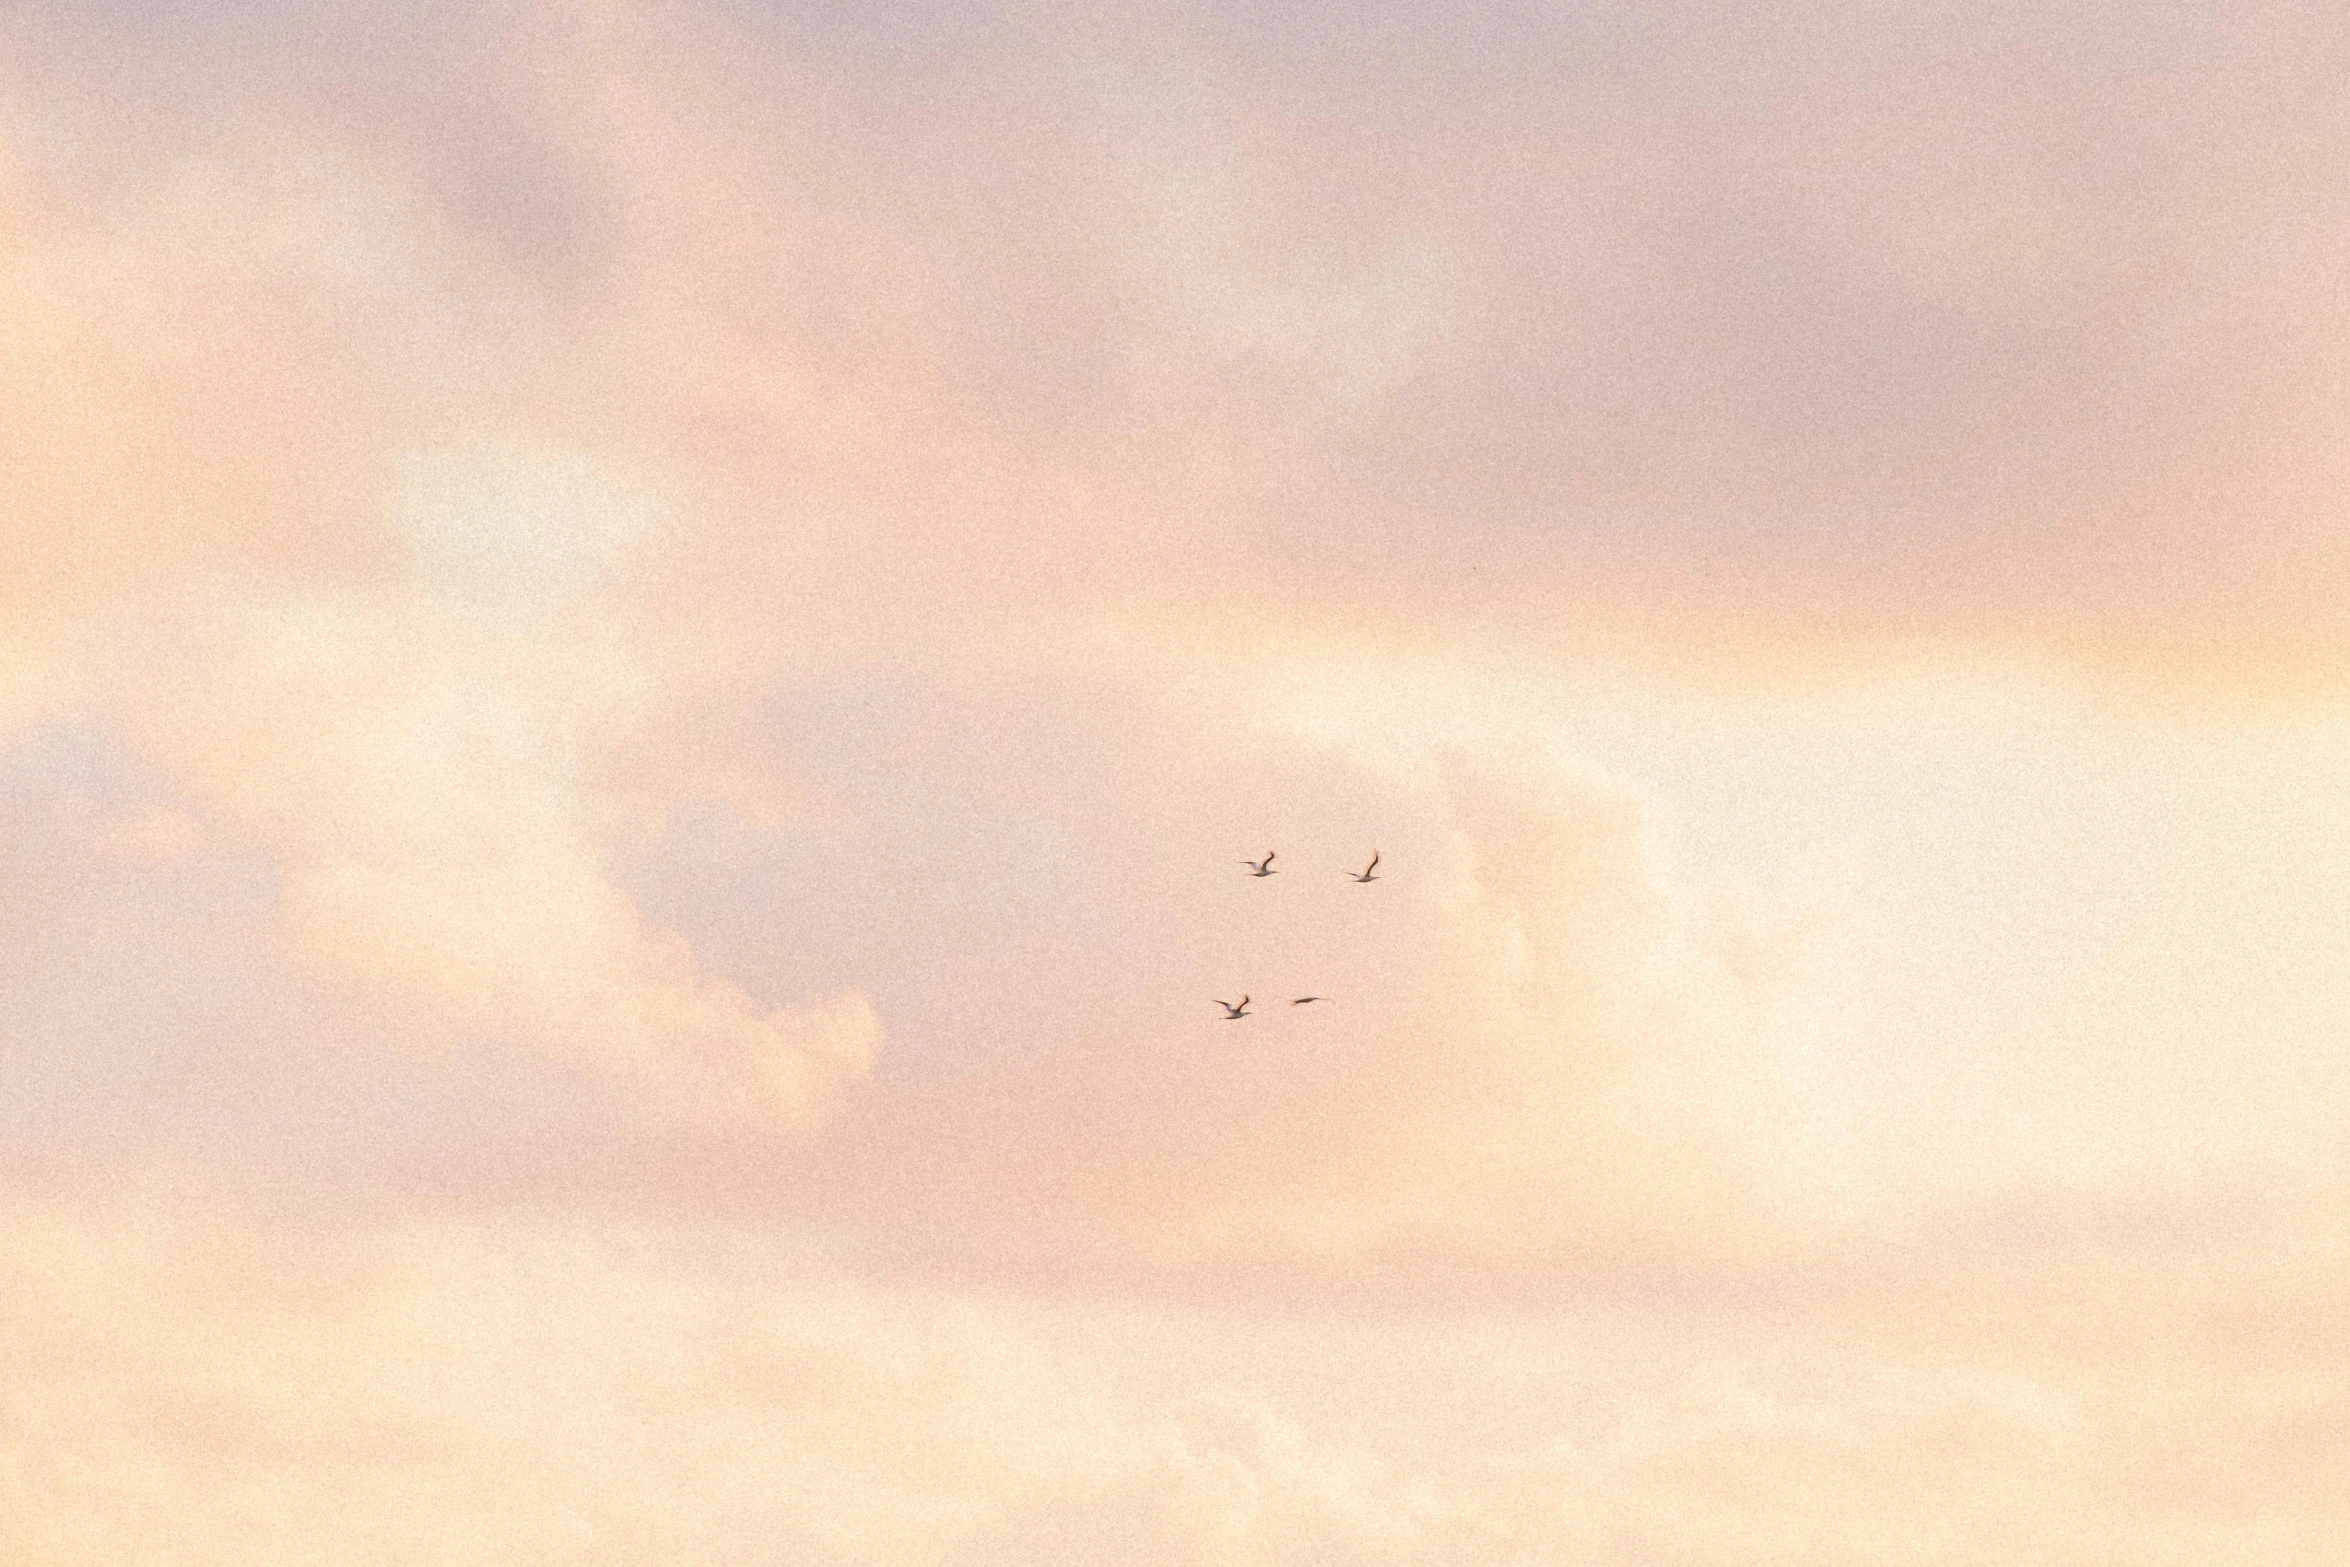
{"left": 1366, "top": 850, "right": 1379, "bottom": 872}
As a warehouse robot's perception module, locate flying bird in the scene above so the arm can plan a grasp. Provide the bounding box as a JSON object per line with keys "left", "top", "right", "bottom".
{"left": 1290, "top": 996, "right": 1325, "bottom": 1005}
{"left": 1242, "top": 852, "right": 1278, "bottom": 876}
{"left": 1215, "top": 996, "right": 1252, "bottom": 1019}
{"left": 1347, "top": 851, "right": 1380, "bottom": 882}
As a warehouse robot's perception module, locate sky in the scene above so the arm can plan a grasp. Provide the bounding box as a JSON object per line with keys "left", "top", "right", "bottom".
{"left": 3, "top": 0, "right": 2348, "bottom": 1559}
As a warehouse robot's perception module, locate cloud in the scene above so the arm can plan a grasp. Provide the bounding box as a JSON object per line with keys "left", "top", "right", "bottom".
{"left": 101, "top": 583, "right": 879, "bottom": 1124}
{"left": 0, "top": 1186, "right": 1455, "bottom": 1566}
{"left": 648, "top": 682, "right": 1844, "bottom": 1292}
{"left": 2, "top": 1180, "right": 2344, "bottom": 1566}
{"left": 27, "top": 0, "right": 2330, "bottom": 672}
{"left": 0, "top": 136, "right": 872, "bottom": 1124}
{"left": 7, "top": 1, "right": 2350, "bottom": 1553}
{"left": 493, "top": 0, "right": 2350, "bottom": 673}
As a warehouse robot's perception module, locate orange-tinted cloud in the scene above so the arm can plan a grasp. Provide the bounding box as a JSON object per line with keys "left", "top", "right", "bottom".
{"left": 7, "top": 0, "right": 2350, "bottom": 1555}
{"left": 2, "top": 1178, "right": 2343, "bottom": 1565}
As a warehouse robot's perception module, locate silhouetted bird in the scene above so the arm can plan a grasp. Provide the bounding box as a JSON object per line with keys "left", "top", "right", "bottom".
{"left": 1215, "top": 996, "right": 1252, "bottom": 1019}
{"left": 1243, "top": 852, "right": 1277, "bottom": 877}
{"left": 1347, "top": 851, "right": 1380, "bottom": 883}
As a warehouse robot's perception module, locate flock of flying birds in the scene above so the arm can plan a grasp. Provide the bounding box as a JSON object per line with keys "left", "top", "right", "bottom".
{"left": 1212, "top": 850, "right": 1379, "bottom": 1020}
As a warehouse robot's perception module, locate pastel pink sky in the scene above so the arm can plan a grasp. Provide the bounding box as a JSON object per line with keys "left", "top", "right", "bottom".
{"left": 4, "top": 1, "right": 2348, "bottom": 1559}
